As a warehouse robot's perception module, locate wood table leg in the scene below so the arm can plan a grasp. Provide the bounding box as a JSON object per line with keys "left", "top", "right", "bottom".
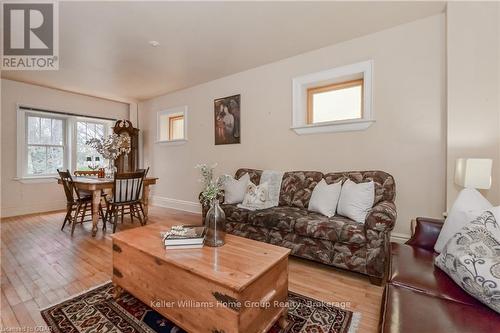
{"left": 91, "top": 190, "right": 101, "bottom": 237}
{"left": 142, "top": 184, "right": 150, "bottom": 223}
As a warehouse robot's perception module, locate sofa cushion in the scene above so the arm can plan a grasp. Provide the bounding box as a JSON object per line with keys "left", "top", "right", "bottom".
{"left": 381, "top": 284, "right": 500, "bottom": 333}
{"left": 247, "top": 206, "right": 308, "bottom": 232}
{"left": 225, "top": 221, "right": 269, "bottom": 243}
{"left": 294, "top": 214, "right": 366, "bottom": 244}
{"left": 221, "top": 204, "right": 250, "bottom": 224}
{"left": 279, "top": 171, "right": 324, "bottom": 208}
{"left": 390, "top": 243, "right": 483, "bottom": 307}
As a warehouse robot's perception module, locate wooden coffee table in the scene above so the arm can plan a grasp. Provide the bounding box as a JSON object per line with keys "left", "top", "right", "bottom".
{"left": 111, "top": 223, "right": 291, "bottom": 332}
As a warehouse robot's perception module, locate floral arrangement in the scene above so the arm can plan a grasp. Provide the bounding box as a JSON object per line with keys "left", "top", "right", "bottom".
{"left": 86, "top": 133, "right": 131, "bottom": 160}
{"left": 196, "top": 164, "right": 230, "bottom": 205}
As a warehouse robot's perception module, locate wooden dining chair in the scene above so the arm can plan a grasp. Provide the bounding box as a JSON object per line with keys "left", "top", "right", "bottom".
{"left": 57, "top": 169, "right": 105, "bottom": 236}
{"left": 106, "top": 170, "right": 147, "bottom": 233}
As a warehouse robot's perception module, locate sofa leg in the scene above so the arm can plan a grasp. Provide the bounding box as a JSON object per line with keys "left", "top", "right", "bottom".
{"left": 369, "top": 276, "right": 384, "bottom": 286}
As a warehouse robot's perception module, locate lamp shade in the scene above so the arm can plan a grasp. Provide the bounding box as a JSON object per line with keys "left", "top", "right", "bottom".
{"left": 454, "top": 158, "right": 492, "bottom": 189}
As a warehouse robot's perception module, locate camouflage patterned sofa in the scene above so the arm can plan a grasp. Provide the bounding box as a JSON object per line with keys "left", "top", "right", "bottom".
{"left": 203, "top": 168, "right": 397, "bottom": 285}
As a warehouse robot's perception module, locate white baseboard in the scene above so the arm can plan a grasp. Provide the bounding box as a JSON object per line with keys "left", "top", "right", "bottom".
{"left": 391, "top": 232, "right": 410, "bottom": 244}
{"left": 1, "top": 200, "right": 67, "bottom": 218}
{"left": 150, "top": 195, "right": 202, "bottom": 214}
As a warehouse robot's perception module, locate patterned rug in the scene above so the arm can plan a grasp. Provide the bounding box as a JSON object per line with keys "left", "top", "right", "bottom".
{"left": 41, "top": 282, "right": 360, "bottom": 333}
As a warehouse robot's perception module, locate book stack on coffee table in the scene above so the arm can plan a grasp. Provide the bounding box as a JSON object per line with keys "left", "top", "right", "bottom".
{"left": 161, "top": 225, "right": 206, "bottom": 249}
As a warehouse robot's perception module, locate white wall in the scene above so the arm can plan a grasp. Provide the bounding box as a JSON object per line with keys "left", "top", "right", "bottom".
{"left": 1, "top": 79, "right": 130, "bottom": 217}
{"left": 140, "top": 15, "right": 446, "bottom": 239}
{"left": 446, "top": 2, "right": 500, "bottom": 208}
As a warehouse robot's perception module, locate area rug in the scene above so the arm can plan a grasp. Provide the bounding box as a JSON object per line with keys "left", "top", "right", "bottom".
{"left": 41, "top": 282, "right": 360, "bottom": 333}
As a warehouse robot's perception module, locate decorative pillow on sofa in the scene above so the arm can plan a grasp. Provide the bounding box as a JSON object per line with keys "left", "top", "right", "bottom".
{"left": 308, "top": 179, "right": 341, "bottom": 218}
{"left": 237, "top": 182, "right": 271, "bottom": 210}
{"left": 224, "top": 173, "right": 250, "bottom": 204}
{"left": 435, "top": 208, "right": 500, "bottom": 314}
{"left": 337, "top": 179, "right": 374, "bottom": 224}
{"left": 434, "top": 188, "right": 493, "bottom": 253}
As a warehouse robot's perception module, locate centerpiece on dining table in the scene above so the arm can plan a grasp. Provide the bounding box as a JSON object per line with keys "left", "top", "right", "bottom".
{"left": 86, "top": 133, "right": 131, "bottom": 179}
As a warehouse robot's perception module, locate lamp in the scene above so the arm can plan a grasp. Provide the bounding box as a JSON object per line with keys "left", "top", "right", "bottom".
{"left": 454, "top": 158, "right": 492, "bottom": 189}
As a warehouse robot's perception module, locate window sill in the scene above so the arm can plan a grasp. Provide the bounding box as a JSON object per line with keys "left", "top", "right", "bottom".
{"left": 156, "top": 139, "right": 188, "bottom": 146}
{"left": 291, "top": 119, "right": 375, "bottom": 135}
{"left": 13, "top": 176, "right": 58, "bottom": 184}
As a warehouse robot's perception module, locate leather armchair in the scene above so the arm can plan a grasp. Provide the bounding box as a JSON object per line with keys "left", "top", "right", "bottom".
{"left": 380, "top": 217, "right": 500, "bottom": 333}
{"left": 405, "top": 217, "right": 443, "bottom": 250}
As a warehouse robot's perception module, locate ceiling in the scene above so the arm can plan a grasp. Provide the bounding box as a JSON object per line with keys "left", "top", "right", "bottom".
{"left": 2, "top": 1, "right": 445, "bottom": 102}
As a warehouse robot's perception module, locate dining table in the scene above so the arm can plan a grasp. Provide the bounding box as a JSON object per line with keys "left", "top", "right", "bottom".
{"left": 57, "top": 176, "right": 158, "bottom": 237}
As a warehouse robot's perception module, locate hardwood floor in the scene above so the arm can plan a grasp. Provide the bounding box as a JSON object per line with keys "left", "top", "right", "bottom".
{"left": 0, "top": 206, "right": 383, "bottom": 332}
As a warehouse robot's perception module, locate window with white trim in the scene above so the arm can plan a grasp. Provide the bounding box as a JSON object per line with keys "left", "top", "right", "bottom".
{"left": 25, "top": 113, "right": 66, "bottom": 176}
{"left": 292, "top": 60, "right": 374, "bottom": 135}
{"left": 157, "top": 106, "right": 188, "bottom": 144}
{"left": 75, "top": 121, "right": 108, "bottom": 170}
{"left": 17, "top": 107, "right": 115, "bottom": 179}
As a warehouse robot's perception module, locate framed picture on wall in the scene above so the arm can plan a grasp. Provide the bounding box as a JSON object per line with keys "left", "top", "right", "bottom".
{"left": 214, "top": 94, "right": 240, "bottom": 145}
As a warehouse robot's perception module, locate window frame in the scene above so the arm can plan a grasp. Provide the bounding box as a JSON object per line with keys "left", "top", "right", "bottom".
{"left": 16, "top": 105, "right": 116, "bottom": 180}
{"left": 72, "top": 118, "right": 114, "bottom": 172}
{"left": 292, "top": 60, "right": 374, "bottom": 135}
{"left": 306, "top": 79, "right": 364, "bottom": 125}
{"left": 23, "top": 111, "right": 68, "bottom": 178}
{"left": 168, "top": 115, "right": 185, "bottom": 141}
{"left": 157, "top": 106, "right": 188, "bottom": 145}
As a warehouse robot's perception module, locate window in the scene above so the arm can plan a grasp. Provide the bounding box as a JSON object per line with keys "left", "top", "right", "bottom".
{"left": 292, "top": 60, "right": 374, "bottom": 135}
{"left": 17, "top": 107, "right": 115, "bottom": 179}
{"left": 168, "top": 115, "right": 184, "bottom": 140}
{"left": 157, "top": 106, "right": 188, "bottom": 144}
{"left": 307, "top": 79, "right": 363, "bottom": 124}
{"left": 26, "top": 114, "right": 65, "bottom": 176}
{"left": 75, "top": 121, "right": 108, "bottom": 170}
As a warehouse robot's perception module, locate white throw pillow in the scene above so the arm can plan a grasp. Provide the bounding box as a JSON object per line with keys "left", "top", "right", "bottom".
{"left": 224, "top": 173, "right": 250, "bottom": 204}
{"left": 241, "top": 182, "right": 269, "bottom": 207}
{"left": 434, "top": 188, "right": 492, "bottom": 253}
{"left": 337, "top": 179, "right": 375, "bottom": 224}
{"left": 308, "top": 179, "right": 342, "bottom": 218}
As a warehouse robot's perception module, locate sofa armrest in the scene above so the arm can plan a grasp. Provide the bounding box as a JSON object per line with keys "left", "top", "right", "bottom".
{"left": 364, "top": 201, "right": 396, "bottom": 280}
{"left": 405, "top": 217, "right": 444, "bottom": 251}
{"left": 365, "top": 201, "right": 397, "bottom": 232}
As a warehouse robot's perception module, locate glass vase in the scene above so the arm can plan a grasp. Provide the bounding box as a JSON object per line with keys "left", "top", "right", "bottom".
{"left": 204, "top": 199, "right": 226, "bottom": 247}
{"left": 105, "top": 159, "right": 117, "bottom": 179}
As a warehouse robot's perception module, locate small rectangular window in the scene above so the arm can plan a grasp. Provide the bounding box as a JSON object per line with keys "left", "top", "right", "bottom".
{"left": 307, "top": 79, "right": 363, "bottom": 124}
{"left": 169, "top": 115, "right": 185, "bottom": 140}
{"left": 157, "top": 106, "right": 188, "bottom": 144}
